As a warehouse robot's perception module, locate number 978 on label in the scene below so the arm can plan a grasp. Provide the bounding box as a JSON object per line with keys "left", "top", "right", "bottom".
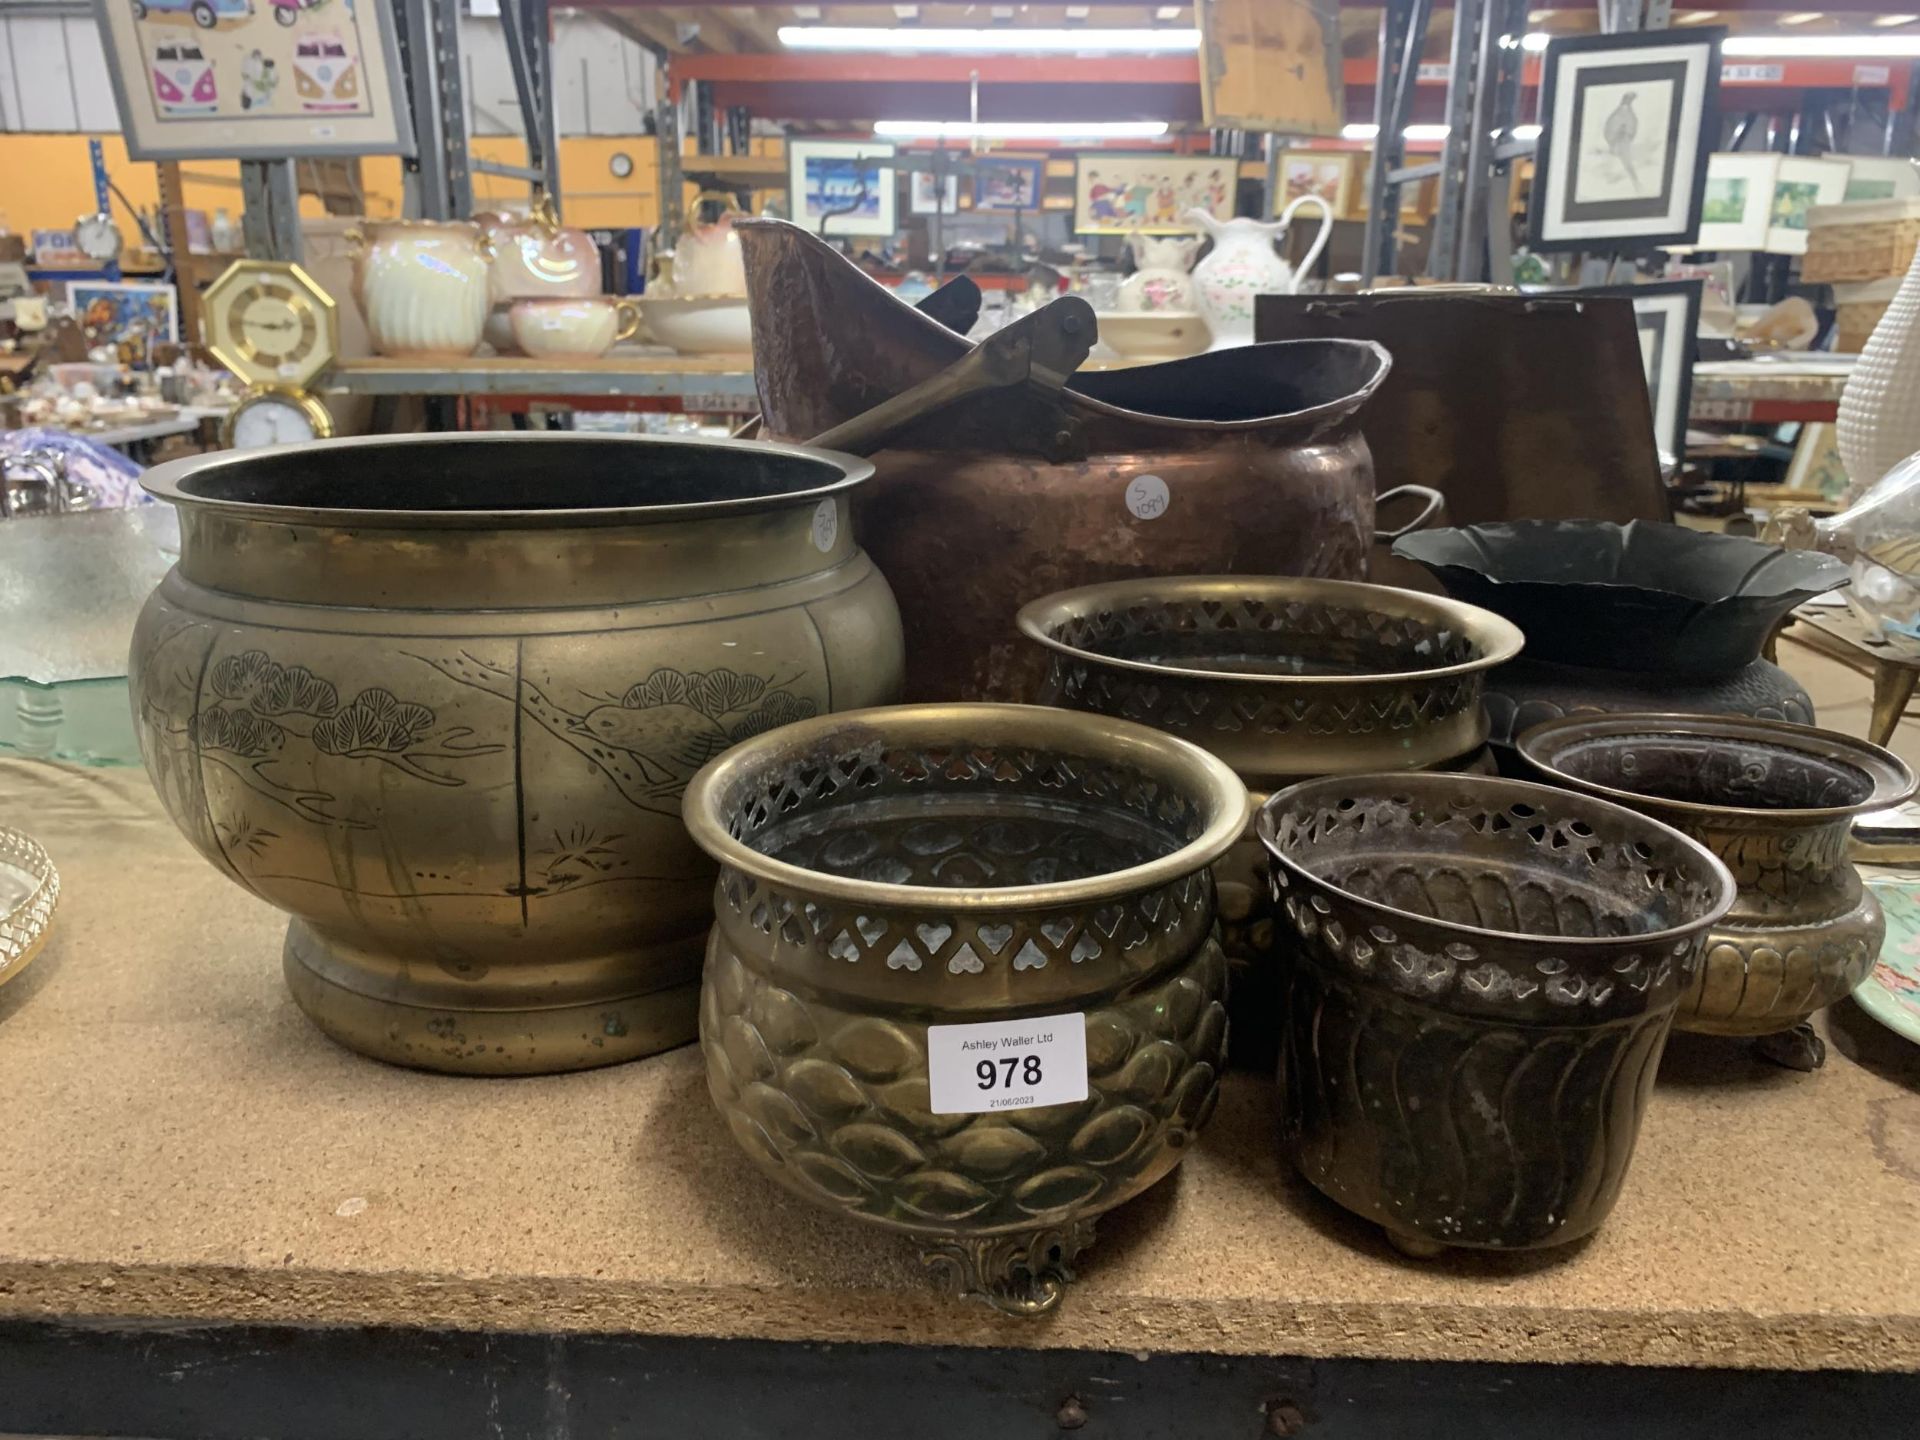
{"left": 925, "top": 1013, "right": 1089, "bottom": 1116}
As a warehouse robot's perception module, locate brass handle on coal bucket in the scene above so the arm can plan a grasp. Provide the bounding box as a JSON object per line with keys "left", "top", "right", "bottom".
{"left": 1372, "top": 484, "right": 1446, "bottom": 543}
{"left": 804, "top": 295, "right": 1096, "bottom": 457}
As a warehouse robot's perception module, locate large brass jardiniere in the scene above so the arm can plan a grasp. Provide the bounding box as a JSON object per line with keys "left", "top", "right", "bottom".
{"left": 129, "top": 435, "right": 903, "bottom": 1074}
{"left": 682, "top": 704, "right": 1247, "bottom": 1314}
{"left": 1517, "top": 713, "right": 1916, "bottom": 1044}
{"left": 1017, "top": 576, "right": 1523, "bottom": 1068}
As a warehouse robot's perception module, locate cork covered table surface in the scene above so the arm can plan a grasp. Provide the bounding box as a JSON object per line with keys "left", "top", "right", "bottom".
{"left": 1, "top": 758, "right": 1918, "bottom": 1373}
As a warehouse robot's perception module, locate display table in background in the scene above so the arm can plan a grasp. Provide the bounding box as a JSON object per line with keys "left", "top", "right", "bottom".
{"left": 0, "top": 758, "right": 1918, "bottom": 1435}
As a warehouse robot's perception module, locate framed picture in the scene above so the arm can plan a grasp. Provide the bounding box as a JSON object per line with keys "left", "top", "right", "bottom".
{"left": 1784, "top": 421, "right": 1852, "bottom": 502}
{"left": 1765, "top": 156, "right": 1853, "bottom": 255}
{"left": 1074, "top": 155, "right": 1237, "bottom": 235}
{"left": 65, "top": 280, "right": 179, "bottom": 345}
{"left": 1578, "top": 279, "right": 1701, "bottom": 466}
{"left": 91, "top": 0, "right": 413, "bottom": 160}
{"left": 1529, "top": 27, "right": 1723, "bottom": 253}
{"left": 1277, "top": 150, "right": 1358, "bottom": 219}
{"left": 786, "top": 139, "right": 898, "bottom": 237}
{"left": 1843, "top": 156, "right": 1920, "bottom": 203}
{"left": 909, "top": 170, "right": 960, "bottom": 216}
{"left": 972, "top": 157, "right": 1046, "bottom": 211}
{"left": 1690, "top": 152, "right": 1780, "bottom": 251}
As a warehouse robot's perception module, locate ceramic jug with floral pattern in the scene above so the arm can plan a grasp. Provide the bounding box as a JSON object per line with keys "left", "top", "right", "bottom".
{"left": 1188, "top": 198, "right": 1331, "bottom": 348}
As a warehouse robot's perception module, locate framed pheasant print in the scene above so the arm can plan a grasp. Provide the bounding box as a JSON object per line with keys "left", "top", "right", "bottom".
{"left": 1528, "top": 27, "right": 1724, "bottom": 254}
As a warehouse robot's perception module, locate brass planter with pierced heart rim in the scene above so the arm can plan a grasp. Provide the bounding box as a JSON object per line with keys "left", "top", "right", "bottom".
{"left": 681, "top": 703, "right": 1247, "bottom": 1315}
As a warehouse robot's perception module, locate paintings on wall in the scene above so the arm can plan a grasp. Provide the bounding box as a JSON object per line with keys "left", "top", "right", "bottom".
{"left": 1843, "top": 157, "right": 1920, "bottom": 203}
{"left": 91, "top": 0, "right": 412, "bottom": 159}
{"left": 65, "top": 280, "right": 180, "bottom": 346}
{"left": 972, "top": 158, "right": 1046, "bottom": 211}
{"left": 1690, "top": 152, "right": 1780, "bottom": 250}
{"left": 786, "top": 139, "right": 899, "bottom": 236}
{"left": 1276, "top": 150, "right": 1358, "bottom": 219}
{"left": 1765, "top": 156, "right": 1852, "bottom": 255}
{"left": 1528, "top": 27, "right": 1723, "bottom": 253}
{"left": 909, "top": 170, "right": 960, "bottom": 216}
{"left": 1073, "top": 155, "right": 1237, "bottom": 234}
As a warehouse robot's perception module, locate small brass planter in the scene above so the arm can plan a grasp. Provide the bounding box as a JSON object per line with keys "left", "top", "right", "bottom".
{"left": 683, "top": 704, "right": 1247, "bottom": 1314}
{"left": 1518, "top": 714, "right": 1916, "bottom": 1041}
{"left": 1018, "top": 576, "right": 1522, "bottom": 1067}
{"left": 1258, "top": 774, "right": 1734, "bottom": 1254}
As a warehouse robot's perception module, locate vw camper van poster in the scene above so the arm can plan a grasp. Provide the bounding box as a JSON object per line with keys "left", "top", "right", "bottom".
{"left": 92, "top": 0, "right": 413, "bottom": 158}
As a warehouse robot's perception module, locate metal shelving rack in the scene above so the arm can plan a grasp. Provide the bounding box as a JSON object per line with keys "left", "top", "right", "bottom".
{"left": 1361, "top": 0, "right": 1677, "bottom": 285}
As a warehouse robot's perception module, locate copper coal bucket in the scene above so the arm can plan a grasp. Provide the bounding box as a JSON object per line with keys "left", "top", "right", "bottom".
{"left": 741, "top": 220, "right": 1417, "bottom": 702}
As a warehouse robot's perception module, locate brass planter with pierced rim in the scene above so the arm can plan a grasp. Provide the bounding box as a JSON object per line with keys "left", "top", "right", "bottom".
{"left": 129, "top": 434, "right": 903, "bottom": 1075}
{"left": 1518, "top": 713, "right": 1917, "bottom": 1043}
{"left": 681, "top": 703, "right": 1248, "bottom": 1315}
{"left": 1259, "top": 773, "right": 1735, "bottom": 1254}
{"left": 1016, "top": 575, "right": 1523, "bottom": 1068}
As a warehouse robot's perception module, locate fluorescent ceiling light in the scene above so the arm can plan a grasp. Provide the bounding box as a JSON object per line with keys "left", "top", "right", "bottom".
{"left": 778, "top": 25, "right": 1202, "bottom": 52}
{"left": 1779, "top": 12, "right": 1826, "bottom": 24}
{"left": 1521, "top": 31, "right": 1551, "bottom": 51}
{"left": 1341, "top": 123, "right": 1452, "bottom": 141}
{"left": 1873, "top": 13, "right": 1918, "bottom": 24}
{"left": 874, "top": 120, "right": 1170, "bottom": 139}
{"left": 1340, "top": 122, "right": 1538, "bottom": 141}
{"left": 1723, "top": 35, "right": 1920, "bottom": 56}
{"left": 1676, "top": 11, "right": 1720, "bottom": 22}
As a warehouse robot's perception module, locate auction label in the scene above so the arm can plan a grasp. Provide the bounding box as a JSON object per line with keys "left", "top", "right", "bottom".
{"left": 1125, "top": 473, "right": 1171, "bottom": 520}
{"left": 811, "top": 498, "right": 839, "bottom": 552}
{"left": 926, "top": 1012, "right": 1089, "bottom": 1115}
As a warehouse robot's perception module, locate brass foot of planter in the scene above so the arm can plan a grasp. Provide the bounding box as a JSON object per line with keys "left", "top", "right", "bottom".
{"left": 920, "top": 1220, "right": 1098, "bottom": 1317}
{"left": 1384, "top": 1229, "right": 1447, "bottom": 1261}
{"left": 1754, "top": 1021, "right": 1827, "bottom": 1073}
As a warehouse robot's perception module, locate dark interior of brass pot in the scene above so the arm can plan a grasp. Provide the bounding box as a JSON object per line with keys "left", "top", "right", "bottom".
{"left": 1046, "top": 596, "right": 1478, "bottom": 678}
{"left": 171, "top": 437, "right": 843, "bottom": 511}
{"left": 1540, "top": 733, "right": 1876, "bottom": 812}
{"left": 1268, "top": 785, "right": 1724, "bottom": 939}
{"left": 725, "top": 740, "right": 1207, "bottom": 889}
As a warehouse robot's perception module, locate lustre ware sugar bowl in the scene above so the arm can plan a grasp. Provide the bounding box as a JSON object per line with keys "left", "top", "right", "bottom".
{"left": 1258, "top": 774, "right": 1734, "bottom": 1254}
{"left": 1518, "top": 714, "right": 1915, "bottom": 1053}
{"left": 682, "top": 703, "right": 1247, "bottom": 1314}
{"left": 130, "top": 435, "right": 902, "bottom": 1075}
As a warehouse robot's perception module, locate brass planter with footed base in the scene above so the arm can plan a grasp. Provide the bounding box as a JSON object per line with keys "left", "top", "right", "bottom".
{"left": 1518, "top": 714, "right": 1916, "bottom": 1056}
{"left": 682, "top": 704, "right": 1247, "bottom": 1313}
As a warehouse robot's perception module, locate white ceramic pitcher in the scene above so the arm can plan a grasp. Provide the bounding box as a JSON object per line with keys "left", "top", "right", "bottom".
{"left": 1187, "top": 197, "right": 1333, "bottom": 348}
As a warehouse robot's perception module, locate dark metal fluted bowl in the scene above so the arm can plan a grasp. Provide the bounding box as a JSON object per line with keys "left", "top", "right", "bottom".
{"left": 1257, "top": 773, "right": 1734, "bottom": 1254}
{"left": 1393, "top": 520, "right": 1849, "bottom": 678}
